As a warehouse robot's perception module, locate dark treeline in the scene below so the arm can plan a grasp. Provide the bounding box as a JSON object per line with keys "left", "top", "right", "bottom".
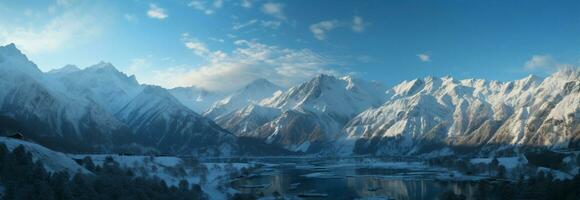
{"left": 0, "top": 144, "right": 205, "bottom": 200}
{"left": 430, "top": 151, "right": 580, "bottom": 200}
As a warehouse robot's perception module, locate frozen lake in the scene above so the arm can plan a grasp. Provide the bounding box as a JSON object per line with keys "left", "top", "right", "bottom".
{"left": 229, "top": 158, "right": 482, "bottom": 199}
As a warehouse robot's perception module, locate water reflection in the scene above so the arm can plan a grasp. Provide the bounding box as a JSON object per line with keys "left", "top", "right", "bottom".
{"left": 232, "top": 165, "right": 478, "bottom": 199}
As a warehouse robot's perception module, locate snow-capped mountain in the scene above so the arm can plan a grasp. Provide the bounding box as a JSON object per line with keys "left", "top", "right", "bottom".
{"left": 339, "top": 68, "right": 579, "bottom": 156}
{"left": 1, "top": 43, "right": 578, "bottom": 157}
{"left": 48, "top": 62, "right": 238, "bottom": 156}
{"left": 204, "top": 78, "right": 282, "bottom": 120}
{"left": 169, "top": 86, "right": 225, "bottom": 113}
{"left": 115, "top": 85, "right": 236, "bottom": 155}
{"left": 48, "top": 61, "right": 142, "bottom": 113}
{"left": 0, "top": 44, "right": 129, "bottom": 152}
{"left": 0, "top": 44, "right": 237, "bottom": 155}
{"left": 218, "top": 74, "right": 388, "bottom": 152}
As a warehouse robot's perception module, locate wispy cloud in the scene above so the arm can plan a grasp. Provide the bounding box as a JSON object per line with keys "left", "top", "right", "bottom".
{"left": 524, "top": 55, "right": 555, "bottom": 70}
{"left": 260, "top": 20, "right": 281, "bottom": 29}
{"left": 261, "top": 3, "right": 285, "bottom": 20}
{"left": 189, "top": 0, "right": 224, "bottom": 15}
{"left": 417, "top": 53, "right": 430, "bottom": 62}
{"left": 124, "top": 13, "right": 138, "bottom": 23}
{"left": 240, "top": 0, "right": 253, "bottom": 8}
{"left": 135, "top": 39, "right": 341, "bottom": 91}
{"left": 310, "top": 16, "right": 369, "bottom": 40}
{"left": 233, "top": 19, "right": 282, "bottom": 30}
{"left": 0, "top": 3, "right": 104, "bottom": 55}
{"left": 147, "top": 4, "right": 168, "bottom": 20}
{"left": 523, "top": 54, "right": 572, "bottom": 73}
{"left": 351, "top": 16, "right": 367, "bottom": 32}
{"left": 233, "top": 19, "right": 258, "bottom": 30}
{"left": 182, "top": 33, "right": 227, "bottom": 63}
{"left": 310, "top": 20, "right": 339, "bottom": 40}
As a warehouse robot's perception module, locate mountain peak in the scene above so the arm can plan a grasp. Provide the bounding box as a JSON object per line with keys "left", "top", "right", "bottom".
{"left": 250, "top": 77, "right": 270, "bottom": 84}
{"left": 309, "top": 74, "right": 339, "bottom": 86}
{"left": 243, "top": 78, "right": 280, "bottom": 90}
{"left": 1, "top": 43, "right": 17, "bottom": 50}
{"left": 551, "top": 66, "right": 580, "bottom": 80}
{"left": 314, "top": 73, "right": 335, "bottom": 80}
{"left": 48, "top": 64, "right": 80, "bottom": 74}
{"left": 81, "top": 61, "right": 139, "bottom": 86}
{"left": 0, "top": 43, "right": 27, "bottom": 58}
{"left": 0, "top": 43, "right": 42, "bottom": 76}
{"left": 85, "top": 61, "right": 123, "bottom": 75}
{"left": 88, "top": 61, "right": 116, "bottom": 70}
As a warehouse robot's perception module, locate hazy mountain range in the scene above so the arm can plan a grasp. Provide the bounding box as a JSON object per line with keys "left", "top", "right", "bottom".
{"left": 0, "top": 43, "right": 578, "bottom": 156}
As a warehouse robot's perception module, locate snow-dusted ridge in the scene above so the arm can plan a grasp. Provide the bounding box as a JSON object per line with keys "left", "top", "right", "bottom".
{"left": 339, "top": 68, "right": 580, "bottom": 156}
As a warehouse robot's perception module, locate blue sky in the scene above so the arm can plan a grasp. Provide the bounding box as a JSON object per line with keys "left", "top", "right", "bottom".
{"left": 0, "top": 0, "right": 579, "bottom": 91}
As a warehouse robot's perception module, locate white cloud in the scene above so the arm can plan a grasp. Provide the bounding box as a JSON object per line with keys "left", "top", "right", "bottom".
{"left": 240, "top": 0, "right": 253, "bottom": 8}
{"left": 208, "top": 37, "right": 225, "bottom": 43}
{"left": 233, "top": 19, "right": 282, "bottom": 30}
{"left": 147, "top": 4, "right": 168, "bottom": 20}
{"left": 124, "top": 57, "right": 189, "bottom": 87}
{"left": 260, "top": 20, "right": 281, "bottom": 29}
{"left": 213, "top": 0, "right": 224, "bottom": 8}
{"left": 182, "top": 34, "right": 227, "bottom": 63}
{"left": 185, "top": 41, "right": 210, "bottom": 56}
{"left": 261, "top": 3, "right": 285, "bottom": 20}
{"left": 310, "top": 16, "right": 369, "bottom": 40}
{"left": 124, "top": 14, "right": 138, "bottom": 23}
{"left": 56, "top": 0, "right": 73, "bottom": 6}
{"left": 309, "top": 20, "right": 339, "bottom": 40}
{"left": 523, "top": 54, "right": 575, "bottom": 73}
{"left": 352, "top": 16, "right": 367, "bottom": 32}
{"left": 0, "top": 7, "right": 103, "bottom": 55}
{"left": 417, "top": 53, "right": 430, "bottom": 62}
{"left": 136, "top": 40, "right": 340, "bottom": 91}
{"left": 189, "top": 0, "right": 224, "bottom": 15}
{"left": 233, "top": 19, "right": 258, "bottom": 30}
{"left": 524, "top": 55, "right": 557, "bottom": 71}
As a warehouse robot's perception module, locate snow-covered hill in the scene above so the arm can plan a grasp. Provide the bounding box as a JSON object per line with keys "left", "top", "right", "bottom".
{"left": 339, "top": 68, "right": 580, "bottom": 155}
{"left": 0, "top": 137, "right": 90, "bottom": 174}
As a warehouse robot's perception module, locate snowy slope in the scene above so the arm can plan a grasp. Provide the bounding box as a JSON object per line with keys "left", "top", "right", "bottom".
{"left": 0, "top": 137, "right": 90, "bottom": 174}
{"left": 204, "top": 78, "right": 282, "bottom": 120}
